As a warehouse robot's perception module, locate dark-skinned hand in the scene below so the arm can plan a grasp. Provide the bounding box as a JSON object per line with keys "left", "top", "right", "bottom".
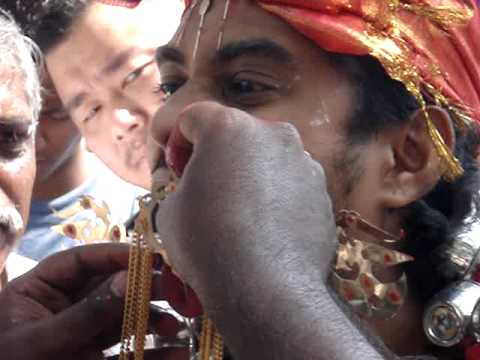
{"left": 153, "top": 102, "right": 339, "bottom": 359}
{"left": 0, "top": 244, "right": 197, "bottom": 360}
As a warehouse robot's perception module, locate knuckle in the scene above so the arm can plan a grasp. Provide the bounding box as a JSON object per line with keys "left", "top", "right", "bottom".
{"left": 274, "top": 122, "right": 303, "bottom": 150}
{"left": 311, "top": 159, "right": 327, "bottom": 179}
{"left": 182, "top": 101, "right": 237, "bottom": 133}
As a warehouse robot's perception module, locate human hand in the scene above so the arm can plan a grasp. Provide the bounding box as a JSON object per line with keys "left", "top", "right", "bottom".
{"left": 153, "top": 101, "right": 337, "bottom": 317}
{"left": 0, "top": 244, "right": 191, "bottom": 360}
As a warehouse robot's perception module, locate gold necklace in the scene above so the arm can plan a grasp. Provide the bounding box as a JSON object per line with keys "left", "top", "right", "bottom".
{"left": 119, "top": 177, "right": 223, "bottom": 360}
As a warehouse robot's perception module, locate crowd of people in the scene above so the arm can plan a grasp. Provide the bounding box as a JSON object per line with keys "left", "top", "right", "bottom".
{"left": 0, "top": 0, "right": 478, "bottom": 359}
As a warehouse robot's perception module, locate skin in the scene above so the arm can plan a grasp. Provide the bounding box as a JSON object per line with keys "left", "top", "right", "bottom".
{"left": 147, "top": 0, "right": 455, "bottom": 358}
{"left": 46, "top": 0, "right": 182, "bottom": 189}
{"left": 0, "top": 244, "right": 188, "bottom": 360}
{"left": 33, "top": 74, "right": 89, "bottom": 200}
{"left": 0, "top": 64, "right": 35, "bottom": 279}
{"left": 0, "top": 1, "right": 457, "bottom": 358}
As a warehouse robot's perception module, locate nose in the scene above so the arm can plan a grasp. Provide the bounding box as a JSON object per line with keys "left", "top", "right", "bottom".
{"left": 113, "top": 108, "right": 145, "bottom": 141}
{"left": 151, "top": 85, "right": 207, "bottom": 149}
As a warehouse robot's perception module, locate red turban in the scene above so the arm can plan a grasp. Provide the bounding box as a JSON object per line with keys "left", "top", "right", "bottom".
{"left": 182, "top": 0, "right": 479, "bottom": 180}
{"left": 258, "top": 0, "right": 480, "bottom": 123}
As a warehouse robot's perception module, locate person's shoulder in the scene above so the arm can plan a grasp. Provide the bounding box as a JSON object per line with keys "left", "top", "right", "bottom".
{"left": 85, "top": 155, "right": 147, "bottom": 223}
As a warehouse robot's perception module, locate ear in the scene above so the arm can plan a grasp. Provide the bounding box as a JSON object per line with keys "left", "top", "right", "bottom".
{"left": 381, "top": 106, "right": 455, "bottom": 209}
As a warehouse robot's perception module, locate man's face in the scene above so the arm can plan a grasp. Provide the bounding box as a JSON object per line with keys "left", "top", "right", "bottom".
{"left": 35, "top": 75, "right": 81, "bottom": 183}
{"left": 150, "top": 0, "right": 381, "bottom": 213}
{"left": 0, "top": 65, "right": 35, "bottom": 271}
{"left": 46, "top": 0, "right": 182, "bottom": 188}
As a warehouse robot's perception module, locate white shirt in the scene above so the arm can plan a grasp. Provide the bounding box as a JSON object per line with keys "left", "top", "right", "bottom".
{"left": 6, "top": 252, "right": 37, "bottom": 281}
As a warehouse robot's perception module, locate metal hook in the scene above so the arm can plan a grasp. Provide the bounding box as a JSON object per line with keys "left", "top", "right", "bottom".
{"left": 216, "top": 0, "right": 231, "bottom": 50}
{"left": 192, "top": 0, "right": 212, "bottom": 62}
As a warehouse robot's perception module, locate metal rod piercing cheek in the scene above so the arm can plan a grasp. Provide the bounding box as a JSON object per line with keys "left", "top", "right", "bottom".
{"left": 217, "top": 0, "right": 232, "bottom": 50}
{"left": 192, "top": 0, "right": 212, "bottom": 63}
{"left": 174, "top": 0, "right": 200, "bottom": 47}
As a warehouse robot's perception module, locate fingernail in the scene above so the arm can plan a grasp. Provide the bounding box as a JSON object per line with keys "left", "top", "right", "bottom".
{"left": 110, "top": 271, "right": 128, "bottom": 298}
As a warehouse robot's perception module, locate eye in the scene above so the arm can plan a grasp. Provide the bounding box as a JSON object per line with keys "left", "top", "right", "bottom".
{"left": 122, "top": 61, "right": 153, "bottom": 90}
{"left": 123, "top": 68, "right": 142, "bottom": 89}
{"left": 223, "top": 72, "right": 280, "bottom": 107}
{"left": 84, "top": 105, "right": 102, "bottom": 123}
{"left": 0, "top": 121, "right": 36, "bottom": 158}
{"left": 153, "top": 79, "right": 185, "bottom": 101}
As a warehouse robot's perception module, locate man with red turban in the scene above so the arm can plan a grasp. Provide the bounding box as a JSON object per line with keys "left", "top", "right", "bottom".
{"left": 0, "top": 1, "right": 479, "bottom": 359}
{"left": 146, "top": 0, "right": 480, "bottom": 359}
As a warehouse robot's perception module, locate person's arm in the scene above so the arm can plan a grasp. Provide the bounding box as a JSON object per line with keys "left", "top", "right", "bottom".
{"left": 154, "top": 102, "right": 391, "bottom": 360}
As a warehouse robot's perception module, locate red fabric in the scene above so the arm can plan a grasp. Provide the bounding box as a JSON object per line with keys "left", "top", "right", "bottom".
{"left": 466, "top": 343, "right": 480, "bottom": 360}
{"left": 183, "top": 0, "right": 480, "bottom": 124}
{"left": 257, "top": 0, "right": 480, "bottom": 123}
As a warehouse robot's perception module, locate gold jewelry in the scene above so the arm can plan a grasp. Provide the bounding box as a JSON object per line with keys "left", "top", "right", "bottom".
{"left": 331, "top": 210, "right": 414, "bottom": 318}
{"left": 119, "top": 172, "right": 224, "bottom": 360}
{"left": 51, "top": 195, "right": 126, "bottom": 243}
{"left": 362, "top": 0, "right": 473, "bottom": 181}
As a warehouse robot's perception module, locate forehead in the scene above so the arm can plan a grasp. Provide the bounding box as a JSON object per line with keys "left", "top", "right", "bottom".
{"left": 174, "top": 0, "right": 313, "bottom": 62}
{"left": 49, "top": 1, "right": 180, "bottom": 79}
{"left": 41, "top": 75, "right": 64, "bottom": 109}
{"left": 0, "top": 65, "right": 32, "bottom": 120}
{"left": 46, "top": 1, "right": 182, "bottom": 107}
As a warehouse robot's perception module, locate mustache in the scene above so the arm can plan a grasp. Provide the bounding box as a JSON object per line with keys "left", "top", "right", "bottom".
{"left": 0, "top": 207, "right": 24, "bottom": 241}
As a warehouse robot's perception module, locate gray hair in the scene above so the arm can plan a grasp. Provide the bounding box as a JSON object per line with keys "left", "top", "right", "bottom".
{"left": 0, "top": 10, "right": 41, "bottom": 121}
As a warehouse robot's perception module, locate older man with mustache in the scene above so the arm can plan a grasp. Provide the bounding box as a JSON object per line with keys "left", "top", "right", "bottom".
{"left": 0, "top": 10, "right": 181, "bottom": 360}
{"left": 0, "top": 11, "right": 40, "bottom": 287}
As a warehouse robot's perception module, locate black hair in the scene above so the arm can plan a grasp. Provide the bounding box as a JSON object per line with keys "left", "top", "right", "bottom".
{"left": 333, "top": 54, "right": 480, "bottom": 302}
{"left": 1, "top": 0, "right": 90, "bottom": 53}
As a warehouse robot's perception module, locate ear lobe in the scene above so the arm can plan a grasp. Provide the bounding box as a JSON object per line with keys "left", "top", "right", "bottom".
{"left": 82, "top": 138, "right": 93, "bottom": 153}
{"left": 382, "top": 106, "right": 455, "bottom": 209}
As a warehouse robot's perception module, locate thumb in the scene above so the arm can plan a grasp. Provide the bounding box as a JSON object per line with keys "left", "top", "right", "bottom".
{"left": 177, "top": 101, "right": 230, "bottom": 145}
{"left": 166, "top": 102, "right": 241, "bottom": 177}
{"left": 31, "top": 271, "right": 128, "bottom": 356}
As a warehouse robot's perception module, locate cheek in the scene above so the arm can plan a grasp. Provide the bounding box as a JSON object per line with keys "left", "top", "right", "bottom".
{"left": 47, "top": 125, "right": 80, "bottom": 151}
{"left": 76, "top": 119, "right": 110, "bottom": 152}
{"left": 0, "top": 151, "right": 35, "bottom": 221}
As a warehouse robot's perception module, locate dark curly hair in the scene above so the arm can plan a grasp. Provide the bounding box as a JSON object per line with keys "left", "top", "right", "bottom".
{"left": 333, "top": 54, "right": 480, "bottom": 302}
{"left": 1, "top": 0, "right": 89, "bottom": 53}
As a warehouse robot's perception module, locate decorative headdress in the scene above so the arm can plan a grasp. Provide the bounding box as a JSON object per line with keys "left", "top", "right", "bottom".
{"left": 183, "top": 0, "right": 480, "bottom": 181}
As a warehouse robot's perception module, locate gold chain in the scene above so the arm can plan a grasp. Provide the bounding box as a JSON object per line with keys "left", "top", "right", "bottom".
{"left": 119, "top": 234, "right": 139, "bottom": 357}
{"left": 119, "top": 186, "right": 224, "bottom": 359}
{"left": 119, "top": 232, "right": 153, "bottom": 360}
{"left": 199, "top": 316, "right": 224, "bottom": 360}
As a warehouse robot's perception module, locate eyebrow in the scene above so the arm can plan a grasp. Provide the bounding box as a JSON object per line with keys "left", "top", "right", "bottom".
{"left": 155, "top": 46, "right": 186, "bottom": 65}
{"left": 156, "top": 39, "right": 294, "bottom": 67}
{"left": 101, "top": 48, "right": 134, "bottom": 76}
{"left": 0, "top": 116, "right": 32, "bottom": 124}
{"left": 216, "top": 39, "right": 294, "bottom": 65}
{"left": 64, "top": 92, "right": 87, "bottom": 113}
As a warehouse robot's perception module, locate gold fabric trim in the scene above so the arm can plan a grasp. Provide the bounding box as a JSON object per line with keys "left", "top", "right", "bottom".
{"left": 261, "top": 0, "right": 475, "bottom": 181}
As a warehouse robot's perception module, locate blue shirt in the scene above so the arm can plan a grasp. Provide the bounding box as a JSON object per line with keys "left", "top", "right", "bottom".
{"left": 17, "top": 164, "right": 146, "bottom": 261}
